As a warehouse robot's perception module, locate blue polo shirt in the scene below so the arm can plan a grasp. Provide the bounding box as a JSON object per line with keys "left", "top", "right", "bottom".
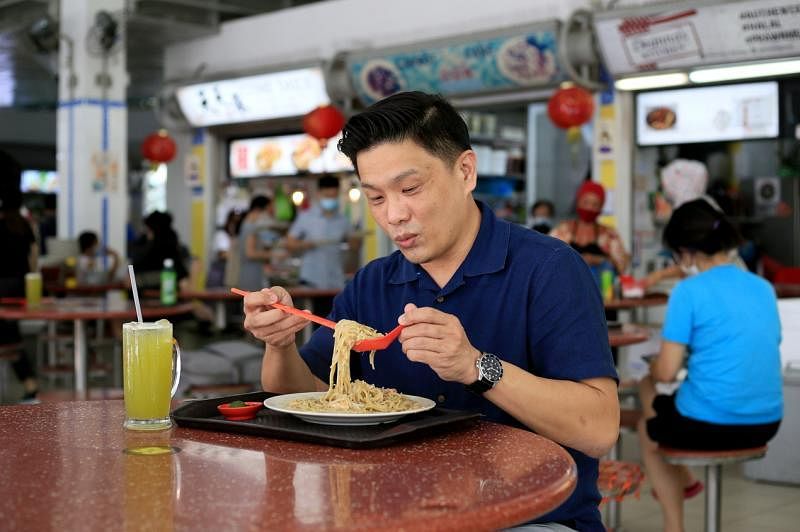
{"left": 300, "top": 201, "right": 617, "bottom": 530}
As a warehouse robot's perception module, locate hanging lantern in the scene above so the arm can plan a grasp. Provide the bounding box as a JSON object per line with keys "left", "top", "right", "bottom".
{"left": 547, "top": 84, "right": 595, "bottom": 129}
{"left": 141, "top": 129, "right": 177, "bottom": 163}
{"left": 302, "top": 105, "right": 346, "bottom": 145}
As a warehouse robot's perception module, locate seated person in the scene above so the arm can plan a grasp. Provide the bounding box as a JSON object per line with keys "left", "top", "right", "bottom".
{"left": 76, "top": 230, "right": 120, "bottom": 285}
{"left": 550, "top": 181, "right": 630, "bottom": 276}
{"left": 243, "top": 92, "right": 619, "bottom": 531}
{"left": 529, "top": 199, "right": 555, "bottom": 234}
{"left": 637, "top": 199, "right": 783, "bottom": 532}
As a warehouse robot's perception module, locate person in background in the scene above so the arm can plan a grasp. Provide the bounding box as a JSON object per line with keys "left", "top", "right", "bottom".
{"left": 237, "top": 195, "right": 277, "bottom": 292}
{"left": 286, "top": 175, "right": 361, "bottom": 291}
{"left": 37, "top": 193, "right": 56, "bottom": 255}
{"left": 208, "top": 209, "right": 243, "bottom": 288}
{"left": 550, "top": 180, "right": 630, "bottom": 276}
{"left": 529, "top": 199, "right": 555, "bottom": 234}
{"left": 243, "top": 92, "right": 618, "bottom": 531}
{"left": 76, "top": 230, "right": 120, "bottom": 285}
{"left": 0, "top": 150, "right": 39, "bottom": 403}
{"left": 637, "top": 199, "right": 782, "bottom": 532}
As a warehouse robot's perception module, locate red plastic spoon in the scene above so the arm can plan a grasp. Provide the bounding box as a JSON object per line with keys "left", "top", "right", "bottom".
{"left": 231, "top": 288, "right": 403, "bottom": 352}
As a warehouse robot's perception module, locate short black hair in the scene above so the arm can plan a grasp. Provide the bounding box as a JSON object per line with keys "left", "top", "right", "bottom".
{"left": 249, "top": 195, "right": 270, "bottom": 211}
{"left": 317, "top": 175, "right": 339, "bottom": 190}
{"left": 532, "top": 200, "right": 555, "bottom": 216}
{"left": 338, "top": 91, "right": 471, "bottom": 175}
{"left": 663, "top": 199, "right": 742, "bottom": 255}
{"left": 78, "top": 231, "right": 99, "bottom": 253}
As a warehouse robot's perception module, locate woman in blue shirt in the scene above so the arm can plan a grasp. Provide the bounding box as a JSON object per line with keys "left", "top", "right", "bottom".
{"left": 638, "top": 199, "right": 782, "bottom": 532}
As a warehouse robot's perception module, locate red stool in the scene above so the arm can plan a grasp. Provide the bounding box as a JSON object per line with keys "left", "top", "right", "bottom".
{"left": 658, "top": 446, "right": 767, "bottom": 532}
{"left": 598, "top": 460, "right": 644, "bottom": 531}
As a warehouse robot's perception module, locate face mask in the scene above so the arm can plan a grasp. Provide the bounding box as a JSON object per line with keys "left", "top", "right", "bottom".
{"left": 680, "top": 263, "right": 700, "bottom": 276}
{"left": 320, "top": 198, "right": 339, "bottom": 212}
{"left": 576, "top": 207, "right": 600, "bottom": 223}
{"left": 530, "top": 217, "right": 552, "bottom": 232}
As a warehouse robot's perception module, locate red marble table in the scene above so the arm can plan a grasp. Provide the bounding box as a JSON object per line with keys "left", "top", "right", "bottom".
{"left": 0, "top": 401, "right": 577, "bottom": 531}
{"left": 608, "top": 325, "right": 651, "bottom": 348}
{"left": 0, "top": 299, "right": 193, "bottom": 394}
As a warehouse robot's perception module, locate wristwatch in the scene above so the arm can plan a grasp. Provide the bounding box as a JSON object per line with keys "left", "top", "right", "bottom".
{"left": 466, "top": 352, "right": 503, "bottom": 394}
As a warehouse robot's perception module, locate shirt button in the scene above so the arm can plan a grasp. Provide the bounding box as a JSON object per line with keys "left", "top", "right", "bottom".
{"left": 435, "top": 296, "right": 444, "bottom": 303}
{"left": 436, "top": 394, "right": 446, "bottom": 403}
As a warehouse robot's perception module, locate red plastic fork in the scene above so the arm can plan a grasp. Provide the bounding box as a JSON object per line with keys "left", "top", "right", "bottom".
{"left": 230, "top": 288, "right": 403, "bottom": 352}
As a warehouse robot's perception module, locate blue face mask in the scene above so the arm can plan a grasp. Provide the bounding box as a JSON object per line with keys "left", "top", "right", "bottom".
{"left": 320, "top": 198, "right": 339, "bottom": 212}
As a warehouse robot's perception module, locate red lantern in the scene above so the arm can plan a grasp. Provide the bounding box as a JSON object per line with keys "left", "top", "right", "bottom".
{"left": 141, "top": 129, "right": 177, "bottom": 163}
{"left": 547, "top": 85, "right": 595, "bottom": 129}
{"left": 302, "top": 105, "right": 346, "bottom": 142}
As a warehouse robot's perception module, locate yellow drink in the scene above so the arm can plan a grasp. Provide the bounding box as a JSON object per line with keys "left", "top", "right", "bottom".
{"left": 25, "top": 272, "right": 42, "bottom": 308}
{"left": 123, "top": 320, "right": 178, "bottom": 430}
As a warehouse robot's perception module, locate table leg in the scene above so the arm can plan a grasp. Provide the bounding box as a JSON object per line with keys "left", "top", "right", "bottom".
{"left": 296, "top": 297, "right": 313, "bottom": 344}
{"left": 47, "top": 321, "right": 56, "bottom": 367}
{"left": 214, "top": 301, "right": 226, "bottom": 330}
{"left": 74, "top": 319, "right": 87, "bottom": 395}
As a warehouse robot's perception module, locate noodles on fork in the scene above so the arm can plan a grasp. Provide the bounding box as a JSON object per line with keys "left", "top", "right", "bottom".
{"left": 288, "top": 319, "right": 417, "bottom": 413}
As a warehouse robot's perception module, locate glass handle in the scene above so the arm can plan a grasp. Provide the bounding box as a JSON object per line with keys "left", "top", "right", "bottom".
{"left": 170, "top": 338, "right": 182, "bottom": 398}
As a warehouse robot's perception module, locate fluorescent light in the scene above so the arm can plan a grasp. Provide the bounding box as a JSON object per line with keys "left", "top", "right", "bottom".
{"left": 690, "top": 59, "right": 800, "bottom": 83}
{"left": 615, "top": 73, "right": 689, "bottom": 91}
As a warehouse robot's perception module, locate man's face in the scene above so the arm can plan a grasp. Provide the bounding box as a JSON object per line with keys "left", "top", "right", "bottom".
{"left": 357, "top": 139, "right": 477, "bottom": 266}
{"left": 577, "top": 192, "right": 602, "bottom": 213}
{"left": 318, "top": 187, "right": 339, "bottom": 200}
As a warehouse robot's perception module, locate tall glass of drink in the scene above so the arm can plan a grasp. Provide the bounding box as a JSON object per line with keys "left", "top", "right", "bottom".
{"left": 122, "top": 319, "right": 181, "bottom": 430}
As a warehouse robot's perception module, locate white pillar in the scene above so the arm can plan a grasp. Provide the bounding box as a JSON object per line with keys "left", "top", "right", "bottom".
{"left": 56, "top": 0, "right": 128, "bottom": 262}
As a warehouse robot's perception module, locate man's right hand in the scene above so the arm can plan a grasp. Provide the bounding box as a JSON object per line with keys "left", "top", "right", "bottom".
{"left": 243, "top": 287, "right": 309, "bottom": 348}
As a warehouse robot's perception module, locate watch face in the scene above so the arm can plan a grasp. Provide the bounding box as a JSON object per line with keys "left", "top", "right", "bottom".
{"left": 479, "top": 353, "right": 503, "bottom": 383}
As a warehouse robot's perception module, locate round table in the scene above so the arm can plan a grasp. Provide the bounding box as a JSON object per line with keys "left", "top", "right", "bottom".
{"left": 608, "top": 325, "right": 651, "bottom": 348}
{"left": 0, "top": 401, "right": 577, "bottom": 531}
{"left": 775, "top": 283, "right": 800, "bottom": 299}
{"left": 0, "top": 299, "right": 193, "bottom": 394}
{"left": 604, "top": 292, "right": 668, "bottom": 311}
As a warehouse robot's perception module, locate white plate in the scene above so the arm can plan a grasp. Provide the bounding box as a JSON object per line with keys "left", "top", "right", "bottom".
{"left": 263, "top": 391, "right": 436, "bottom": 426}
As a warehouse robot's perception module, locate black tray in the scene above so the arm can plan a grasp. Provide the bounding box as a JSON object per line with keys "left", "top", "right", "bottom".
{"left": 171, "top": 391, "right": 482, "bottom": 449}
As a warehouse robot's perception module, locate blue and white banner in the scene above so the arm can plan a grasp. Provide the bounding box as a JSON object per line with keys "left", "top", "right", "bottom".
{"left": 348, "top": 28, "right": 562, "bottom": 104}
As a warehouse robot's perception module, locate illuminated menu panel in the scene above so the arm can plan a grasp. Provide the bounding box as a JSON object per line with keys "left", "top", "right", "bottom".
{"left": 636, "top": 81, "right": 778, "bottom": 146}
{"left": 229, "top": 133, "right": 353, "bottom": 178}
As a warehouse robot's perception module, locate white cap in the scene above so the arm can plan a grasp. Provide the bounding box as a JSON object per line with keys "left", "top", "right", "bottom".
{"left": 163, "top": 258, "right": 174, "bottom": 268}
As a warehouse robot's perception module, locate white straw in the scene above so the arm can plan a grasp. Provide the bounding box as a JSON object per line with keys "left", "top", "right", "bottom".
{"left": 128, "top": 264, "right": 143, "bottom": 323}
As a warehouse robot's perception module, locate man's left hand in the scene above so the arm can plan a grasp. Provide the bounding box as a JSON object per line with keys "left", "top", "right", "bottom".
{"left": 398, "top": 303, "right": 480, "bottom": 385}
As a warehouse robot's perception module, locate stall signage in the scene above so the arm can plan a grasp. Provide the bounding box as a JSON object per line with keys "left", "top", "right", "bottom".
{"left": 228, "top": 133, "right": 353, "bottom": 178}
{"left": 348, "top": 28, "right": 561, "bottom": 104}
{"left": 595, "top": 0, "right": 800, "bottom": 75}
{"left": 176, "top": 67, "right": 330, "bottom": 127}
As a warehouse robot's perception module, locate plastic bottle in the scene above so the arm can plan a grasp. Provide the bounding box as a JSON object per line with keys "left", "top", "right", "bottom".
{"left": 600, "top": 267, "right": 614, "bottom": 302}
{"left": 160, "top": 258, "right": 177, "bottom": 306}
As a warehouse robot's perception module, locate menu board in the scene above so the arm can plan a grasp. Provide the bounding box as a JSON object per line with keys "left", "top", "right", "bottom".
{"left": 228, "top": 133, "right": 353, "bottom": 178}
{"left": 636, "top": 81, "right": 779, "bottom": 146}
{"left": 176, "top": 67, "right": 330, "bottom": 127}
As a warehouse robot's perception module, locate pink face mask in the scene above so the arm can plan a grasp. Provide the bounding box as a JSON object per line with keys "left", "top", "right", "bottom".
{"left": 577, "top": 207, "right": 600, "bottom": 223}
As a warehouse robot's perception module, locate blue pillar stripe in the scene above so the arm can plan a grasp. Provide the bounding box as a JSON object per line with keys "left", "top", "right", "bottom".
{"left": 68, "top": 105, "right": 75, "bottom": 237}
{"left": 102, "top": 196, "right": 108, "bottom": 271}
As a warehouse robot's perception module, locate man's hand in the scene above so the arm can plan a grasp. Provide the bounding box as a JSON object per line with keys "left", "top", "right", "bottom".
{"left": 243, "top": 287, "right": 309, "bottom": 348}
{"left": 398, "top": 303, "right": 481, "bottom": 384}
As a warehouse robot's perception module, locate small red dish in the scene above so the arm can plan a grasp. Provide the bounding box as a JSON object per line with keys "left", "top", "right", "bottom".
{"left": 217, "top": 401, "right": 263, "bottom": 421}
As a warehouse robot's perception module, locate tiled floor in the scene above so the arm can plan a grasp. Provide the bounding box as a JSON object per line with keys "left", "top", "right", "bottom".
{"left": 612, "top": 432, "right": 800, "bottom": 531}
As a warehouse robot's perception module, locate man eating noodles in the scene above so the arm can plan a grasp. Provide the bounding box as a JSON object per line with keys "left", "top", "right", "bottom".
{"left": 243, "top": 91, "right": 619, "bottom": 531}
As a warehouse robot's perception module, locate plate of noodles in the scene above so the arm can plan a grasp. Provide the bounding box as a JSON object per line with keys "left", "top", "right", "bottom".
{"left": 263, "top": 391, "right": 436, "bottom": 426}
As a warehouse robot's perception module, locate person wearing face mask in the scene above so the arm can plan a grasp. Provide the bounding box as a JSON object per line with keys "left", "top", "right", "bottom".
{"left": 550, "top": 180, "right": 630, "bottom": 276}
{"left": 237, "top": 195, "right": 276, "bottom": 291}
{"left": 529, "top": 200, "right": 555, "bottom": 234}
{"left": 637, "top": 199, "right": 782, "bottom": 532}
{"left": 286, "top": 175, "right": 361, "bottom": 290}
